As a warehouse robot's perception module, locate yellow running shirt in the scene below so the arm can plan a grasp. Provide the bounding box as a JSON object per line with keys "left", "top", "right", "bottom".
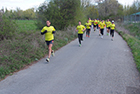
{"left": 110, "top": 23, "right": 115, "bottom": 30}
{"left": 99, "top": 22, "right": 106, "bottom": 29}
{"left": 76, "top": 25, "right": 85, "bottom": 34}
{"left": 98, "top": 21, "right": 101, "bottom": 25}
{"left": 94, "top": 20, "right": 98, "bottom": 25}
{"left": 88, "top": 20, "right": 92, "bottom": 24}
{"left": 41, "top": 26, "right": 56, "bottom": 41}
{"left": 106, "top": 21, "right": 111, "bottom": 27}
{"left": 85, "top": 23, "right": 91, "bottom": 29}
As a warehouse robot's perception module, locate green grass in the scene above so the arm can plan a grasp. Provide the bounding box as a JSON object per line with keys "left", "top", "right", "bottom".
{"left": 16, "top": 20, "right": 37, "bottom": 32}
{"left": 124, "top": 23, "right": 140, "bottom": 40}
{"left": 0, "top": 20, "right": 77, "bottom": 80}
{"left": 117, "top": 30, "right": 140, "bottom": 72}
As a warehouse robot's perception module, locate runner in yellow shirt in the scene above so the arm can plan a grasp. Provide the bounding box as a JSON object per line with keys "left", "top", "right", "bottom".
{"left": 98, "top": 20, "right": 101, "bottom": 36}
{"left": 96, "top": 19, "right": 99, "bottom": 29}
{"left": 93, "top": 19, "right": 98, "bottom": 31}
{"left": 76, "top": 21, "right": 86, "bottom": 47}
{"left": 85, "top": 20, "right": 91, "bottom": 37}
{"left": 106, "top": 19, "right": 111, "bottom": 36}
{"left": 110, "top": 20, "right": 116, "bottom": 41}
{"left": 41, "top": 20, "right": 56, "bottom": 62}
{"left": 99, "top": 20, "right": 106, "bottom": 39}
{"left": 88, "top": 18, "right": 92, "bottom": 25}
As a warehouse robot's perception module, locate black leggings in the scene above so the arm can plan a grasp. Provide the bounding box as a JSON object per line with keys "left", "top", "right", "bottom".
{"left": 97, "top": 24, "right": 99, "bottom": 29}
{"left": 100, "top": 29, "right": 104, "bottom": 35}
{"left": 110, "top": 30, "right": 114, "bottom": 37}
{"left": 86, "top": 29, "right": 90, "bottom": 36}
{"left": 78, "top": 34, "right": 83, "bottom": 44}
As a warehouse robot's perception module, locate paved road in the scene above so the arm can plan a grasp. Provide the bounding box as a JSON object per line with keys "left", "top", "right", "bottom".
{"left": 0, "top": 28, "right": 140, "bottom": 94}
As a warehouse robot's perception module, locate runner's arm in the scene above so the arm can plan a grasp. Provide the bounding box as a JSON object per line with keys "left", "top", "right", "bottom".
{"left": 82, "top": 28, "right": 86, "bottom": 31}
{"left": 52, "top": 31, "right": 56, "bottom": 34}
{"left": 41, "top": 30, "right": 47, "bottom": 35}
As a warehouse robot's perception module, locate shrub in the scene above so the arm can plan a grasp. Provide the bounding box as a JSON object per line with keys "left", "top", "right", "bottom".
{"left": 0, "top": 13, "right": 17, "bottom": 40}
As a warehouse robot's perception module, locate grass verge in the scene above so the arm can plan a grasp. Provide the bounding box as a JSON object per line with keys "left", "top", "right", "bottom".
{"left": 0, "top": 20, "right": 77, "bottom": 80}
{"left": 117, "top": 30, "right": 140, "bottom": 72}
{"left": 124, "top": 23, "right": 140, "bottom": 40}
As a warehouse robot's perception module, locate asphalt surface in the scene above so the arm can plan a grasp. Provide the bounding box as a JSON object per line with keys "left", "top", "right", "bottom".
{"left": 0, "top": 28, "right": 140, "bottom": 94}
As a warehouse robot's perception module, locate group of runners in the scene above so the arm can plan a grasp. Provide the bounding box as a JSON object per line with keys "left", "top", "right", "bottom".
{"left": 76, "top": 18, "right": 116, "bottom": 47}
{"left": 41, "top": 18, "right": 115, "bottom": 62}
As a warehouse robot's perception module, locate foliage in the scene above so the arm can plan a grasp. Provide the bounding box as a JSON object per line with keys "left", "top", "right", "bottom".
{"left": 97, "top": 0, "right": 123, "bottom": 19}
{"left": 0, "top": 20, "right": 77, "bottom": 80}
{"left": 124, "top": 23, "right": 140, "bottom": 40}
{"left": 123, "top": 0, "right": 140, "bottom": 16}
{"left": 85, "top": 5, "right": 99, "bottom": 19}
{"left": 118, "top": 31, "right": 140, "bottom": 72}
{"left": 3, "top": 8, "right": 36, "bottom": 20}
{"left": 23, "top": 8, "right": 36, "bottom": 20}
{"left": 16, "top": 20, "right": 37, "bottom": 33}
{"left": 36, "top": 0, "right": 86, "bottom": 30}
{"left": 0, "top": 13, "right": 17, "bottom": 40}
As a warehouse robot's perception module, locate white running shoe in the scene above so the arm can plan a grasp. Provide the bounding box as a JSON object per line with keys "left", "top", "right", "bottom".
{"left": 111, "top": 38, "right": 114, "bottom": 41}
{"left": 46, "top": 58, "right": 50, "bottom": 62}
{"left": 101, "top": 36, "right": 103, "bottom": 39}
{"left": 51, "top": 50, "right": 55, "bottom": 56}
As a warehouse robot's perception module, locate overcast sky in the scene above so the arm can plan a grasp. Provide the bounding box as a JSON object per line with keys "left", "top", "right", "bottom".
{"left": 0, "top": 0, "right": 135, "bottom": 11}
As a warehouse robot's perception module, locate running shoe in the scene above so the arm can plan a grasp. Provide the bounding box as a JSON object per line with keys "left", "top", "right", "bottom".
{"left": 111, "top": 38, "right": 114, "bottom": 41}
{"left": 101, "top": 36, "right": 103, "bottom": 39}
{"left": 99, "top": 34, "right": 101, "bottom": 36}
{"left": 79, "top": 44, "right": 81, "bottom": 47}
{"left": 107, "top": 33, "right": 109, "bottom": 36}
{"left": 46, "top": 58, "right": 50, "bottom": 62}
{"left": 51, "top": 50, "right": 55, "bottom": 56}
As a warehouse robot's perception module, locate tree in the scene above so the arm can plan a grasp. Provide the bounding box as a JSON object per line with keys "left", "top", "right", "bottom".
{"left": 85, "top": 5, "right": 99, "bottom": 19}
{"left": 0, "top": 13, "right": 17, "bottom": 40}
{"left": 36, "top": 0, "right": 86, "bottom": 30}
{"left": 97, "top": 0, "right": 123, "bottom": 19}
{"left": 23, "top": 8, "right": 36, "bottom": 20}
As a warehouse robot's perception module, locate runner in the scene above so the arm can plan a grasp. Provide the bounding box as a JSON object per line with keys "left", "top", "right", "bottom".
{"left": 99, "top": 20, "right": 106, "bottom": 39}
{"left": 41, "top": 20, "right": 56, "bottom": 62}
{"left": 76, "top": 21, "right": 86, "bottom": 47}
{"left": 96, "top": 19, "right": 99, "bottom": 29}
{"left": 98, "top": 20, "right": 101, "bottom": 36}
{"left": 85, "top": 20, "right": 91, "bottom": 37}
{"left": 93, "top": 19, "right": 98, "bottom": 32}
{"left": 88, "top": 18, "right": 92, "bottom": 25}
{"left": 106, "top": 19, "right": 111, "bottom": 36}
{"left": 110, "top": 20, "right": 116, "bottom": 41}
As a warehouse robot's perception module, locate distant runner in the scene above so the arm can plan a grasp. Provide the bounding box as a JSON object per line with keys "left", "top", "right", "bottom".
{"left": 106, "top": 19, "right": 111, "bottom": 36}
{"left": 41, "top": 20, "right": 56, "bottom": 62}
{"left": 76, "top": 21, "right": 86, "bottom": 47}
{"left": 96, "top": 19, "right": 99, "bottom": 29}
{"left": 85, "top": 20, "right": 91, "bottom": 37}
{"left": 93, "top": 19, "right": 98, "bottom": 32}
{"left": 110, "top": 20, "right": 116, "bottom": 41}
{"left": 88, "top": 18, "right": 92, "bottom": 25}
{"left": 99, "top": 20, "right": 106, "bottom": 39}
{"left": 98, "top": 20, "right": 101, "bottom": 36}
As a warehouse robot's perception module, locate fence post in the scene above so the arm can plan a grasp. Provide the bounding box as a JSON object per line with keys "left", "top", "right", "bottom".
{"left": 139, "top": 14, "right": 140, "bottom": 23}
{"left": 135, "top": 13, "right": 136, "bottom": 23}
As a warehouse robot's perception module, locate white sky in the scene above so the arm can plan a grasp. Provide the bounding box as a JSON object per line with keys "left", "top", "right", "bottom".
{"left": 118, "top": 0, "right": 135, "bottom": 6}
{"left": 0, "top": 0, "right": 47, "bottom": 10}
{"left": 0, "top": 0, "right": 135, "bottom": 11}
